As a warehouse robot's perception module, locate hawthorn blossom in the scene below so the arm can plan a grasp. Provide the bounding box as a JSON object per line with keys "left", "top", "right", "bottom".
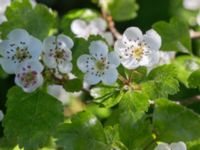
{"left": 0, "top": 29, "right": 42, "bottom": 74}
{"left": 15, "top": 60, "right": 44, "bottom": 93}
{"left": 114, "top": 27, "right": 161, "bottom": 69}
{"left": 0, "top": 0, "right": 10, "bottom": 24}
{"left": 0, "top": 110, "right": 4, "bottom": 122}
{"left": 71, "top": 18, "right": 114, "bottom": 45}
{"left": 154, "top": 141, "right": 187, "bottom": 150}
{"left": 42, "top": 34, "right": 73, "bottom": 74}
{"left": 183, "top": 0, "right": 200, "bottom": 10}
{"left": 77, "top": 40, "right": 120, "bottom": 85}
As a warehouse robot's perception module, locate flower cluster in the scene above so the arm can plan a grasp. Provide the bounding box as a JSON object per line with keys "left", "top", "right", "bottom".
{"left": 0, "top": 25, "right": 162, "bottom": 92}
{"left": 71, "top": 18, "right": 114, "bottom": 45}
{"left": 154, "top": 141, "right": 187, "bottom": 150}
{"left": 0, "top": 29, "right": 74, "bottom": 92}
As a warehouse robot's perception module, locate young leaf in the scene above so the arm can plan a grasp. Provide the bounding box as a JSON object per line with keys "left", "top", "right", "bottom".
{"left": 153, "top": 18, "right": 191, "bottom": 53}
{"left": 153, "top": 99, "right": 200, "bottom": 142}
{"left": 0, "top": 0, "right": 57, "bottom": 40}
{"left": 188, "top": 69, "right": 200, "bottom": 89}
{"left": 63, "top": 78, "right": 83, "bottom": 92}
{"left": 3, "top": 86, "right": 64, "bottom": 150}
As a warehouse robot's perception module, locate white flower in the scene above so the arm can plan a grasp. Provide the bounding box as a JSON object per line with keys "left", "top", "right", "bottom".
{"left": 0, "top": 29, "right": 42, "bottom": 74}
{"left": 42, "top": 34, "right": 73, "bottom": 74}
{"left": 0, "top": 110, "right": 4, "bottom": 122}
{"left": 0, "top": 0, "right": 10, "bottom": 24}
{"left": 114, "top": 27, "right": 161, "bottom": 69}
{"left": 155, "top": 142, "right": 187, "bottom": 150}
{"left": 183, "top": 0, "right": 200, "bottom": 10}
{"left": 71, "top": 18, "right": 114, "bottom": 45}
{"left": 77, "top": 40, "right": 120, "bottom": 85}
{"left": 15, "top": 60, "right": 44, "bottom": 93}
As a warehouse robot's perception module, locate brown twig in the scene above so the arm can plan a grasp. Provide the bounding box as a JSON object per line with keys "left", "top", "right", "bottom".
{"left": 178, "top": 95, "right": 200, "bottom": 105}
{"left": 190, "top": 30, "right": 200, "bottom": 39}
{"left": 101, "top": 9, "right": 122, "bottom": 40}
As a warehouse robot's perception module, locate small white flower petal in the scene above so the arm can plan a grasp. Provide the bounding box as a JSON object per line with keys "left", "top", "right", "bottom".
{"left": 154, "top": 143, "right": 171, "bottom": 150}
{"left": 27, "top": 36, "right": 42, "bottom": 59}
{"left": 170, "top": 142, "right": 187, "bottom": 150}
{"left": 58, "top": 62, "right": 72, "bottom": 73}
{"left": 84, "top": 72, "right": 101, "bottom": 85}
{"left": 71, "top": 19, "right": 88, "bottom": 36}
{"left": 0, "top": 40, "right": 10, "bottom": 56}
{"left": 101, "top": 32, "right": 114, "bottom": 45}
{"left": 89, "top": 40, "right": 108, "bottom": 60}
{"left": 144, "top": 29, "right": 161, "bottom": 50}
{"left": 0, "top": 110, "right": 4, "bottom": 122}
{"left": 57, "top": 34, "right": 74, "bottom": 49}
{"left": 140, "top": 51, "right": 159, "bottom": 67}
{"left": 77, "top": 54, "right": 94, "bottom": 73}
{"left": 42, "top": 36, "right": 56, "bottom": 52}
{"left": 43, "top": 53, "right": 57, "bottom": 69}
{"left": 8, "top": 29, "right": 30, "bottom": 44}
{"left": 114, "top": 39, "right": 127, "bottom": 54}
{"left": 90, "top": 18, "right": 107, "bottom": 32}
{"left": 183, "top": 0, "right": 200, "bottom": 10}
{"left": 108, "top": 51, "right": 120, "bottom": 67}
{"left": 1, "top": 58, "right": 18, "bottom": 74}
{"left": 102, "top": 66, "right": 118, "bottom": 85}
{"left": 123, "top": 27, "right": 143, "bottom": 42}
{"left": 121, "top": 57, "right": 139, "bottom": 69}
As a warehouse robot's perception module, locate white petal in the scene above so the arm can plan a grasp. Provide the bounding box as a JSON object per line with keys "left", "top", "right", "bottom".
{"left": 108, "top": 51, "right": 120, "bottom": 67}
{"left": 18, "top": 60, "right": 44, "bottom": 73}
{"left": 0, "top": 40, "right": 10, "bottom": 56}
{"left": 0, "top": 110, "right": 4, "bottom": 122}
{"left": 90, "top": 18, "right": 107, "bottom": 32}
{"left": 183, "top": 0, "right": 200, "bottom": 10}
{"left": 71, "top": 19, "right": 88, "bottom": 36}
{"left": 27, "top": 36, "right": 42, "bottom": 59}
{"left": 43, "top": 53, "right": 57, "bottom": 69}
{"left": 8, "top": 29, "right": 30, "bottom": 44}
{"left": 89, "top": 40, "right": 108, "bottom": 60}
{"left": 101, "top": 32, "right": 114, "bottom": 45}
{"left": 123, "top": 27, "right": 143, "bottom": 42}
{"left": 43, "top": 36, "right": 56, "bottom": 53}
{"left": 102, "top": 66, "right": 118, "bottom": 85}
{"left": 144, "top": 29, "right": 161, "bottom": 50}
{"left": 77, "top": 54, "right": 94, "bottom": 73}
{"left": 58, "top": 62, "right": 72, "bottom": 73}
{"left": 84, "top": 72, "right": 101, "bottom": 85}
{"left": 154, "top": 143, "right": 171, "bottom": 150}
{"left": 1, "top": 58, "right": 18, "bottom": 74}
{"left": 139, "top": 51, "right": 159, "bottom": 67}
{"left": 57, "top": 34, "right": 74, "bottom": 49}
{"left": 114, "top": 39, "right": 127, "bottom": 55}
{"left": 170, "top": 142, "right": 187, "bottom": 150}
{"left": 121, "top": 57, "right": 139, "bottom": 69}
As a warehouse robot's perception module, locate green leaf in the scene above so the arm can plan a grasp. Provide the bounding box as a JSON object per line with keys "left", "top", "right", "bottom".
{"left": 153, "top": 18, "right": 191, "bottom": 53}
{"left": 153, "top": 99, "right": 200, "bottom": 142}
{"left": 0, "top": 0, "right": 57, "bottom": 40}
{"left": 108, "top": 0, "right": 139, "bottom": 21}
{"left": 188, "top": 69, "right": 200, "bottom": 89}
{"left": 187, "top": 139, "right": 200, "bottom": 150}
{"left": 142, "top": 64, "right": 179, "bottom": 99}
{"left": 63, "top": 78, "right": 83, "bottom": 92}
{"left": 3, "top": 86, "right": 64, "bottom": 150}
{"left": 55, "top": 111, "right": 111, "bottom": 150}
{"left": 119, "top": 114, "right": 153, "bottom": 150}
{"left": 172, "top": 56, "right": 200, "bottom": 86}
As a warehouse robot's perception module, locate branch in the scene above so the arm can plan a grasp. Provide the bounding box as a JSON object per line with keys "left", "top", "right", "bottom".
{"left": 178, "top": 95, "right": 200, "bottom": 105}
{"left": 101, "top": 10, "right": 122, "bottom": 40}
{"left": 190, "top": 30, "right": 200, "bottom": 39}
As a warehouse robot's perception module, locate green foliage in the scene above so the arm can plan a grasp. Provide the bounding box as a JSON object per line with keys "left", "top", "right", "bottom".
{"left": 153, "top": 18, "right": 192, "bottom": 53}
{"left": 142, "top": 65, "right": 180, "bottom": 99}
{"left": 188, "top": 69, "right": 200, "bottom": 89}
{"left": 0, "top": 0, "right": 57, "bottom": 40}
{"left": 107, "top": 0, "right": 139, "bottom": 21}
{"left": 55, "top": 111, "right": 112, "bottom": 150}
{"left": 3, "top": 86, "right": 64, "bottom": 150}
{"left": 63, "top": 78, "right": 83, "bottom": 92}
{"left": 153, "top": 99, "right": 200, "bottom": 142}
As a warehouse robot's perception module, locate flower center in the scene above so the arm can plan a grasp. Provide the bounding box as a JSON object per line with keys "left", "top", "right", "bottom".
{"left": 132, "top": 47, "right": 144, "bottom": 60}
{"left": 55, "top": 50, "right": 64, "bottom": 59}
{"left": 96, "top": 61, "right": 106, "bottom": 70}
{"left": 23, "top": 71, "right": 37, "bottom": 83}
{"left": 15, "top": 47, "right": 30, "bottom": 62}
